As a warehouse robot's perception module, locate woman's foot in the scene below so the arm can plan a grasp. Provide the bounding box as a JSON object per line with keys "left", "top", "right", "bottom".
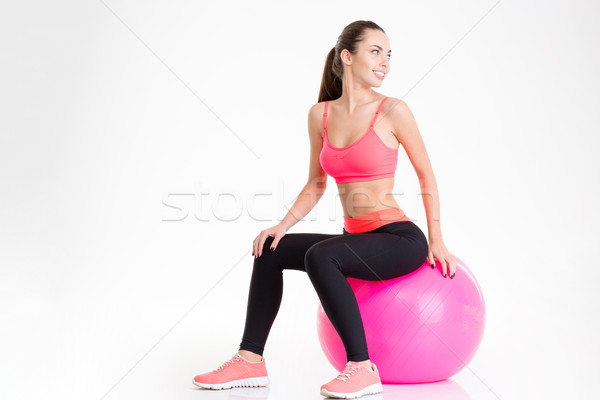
{"left": 192, "top": 353, "right": 270, "bottom": 390}
{"left": 320, "top": 361, "right": 382, "bottom": 398}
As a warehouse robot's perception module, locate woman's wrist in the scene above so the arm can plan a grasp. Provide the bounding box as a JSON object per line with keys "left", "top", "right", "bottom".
{"left": 277, "top": 221, "right": 291, "bottom": 233}
{"left": 428, "top": 233, "right": 443, "bottom": 244}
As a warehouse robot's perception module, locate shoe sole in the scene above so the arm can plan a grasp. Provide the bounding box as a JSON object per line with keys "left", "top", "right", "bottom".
{"left": 192, "top": 376, "right": 270, "bottom": 390}
{"left": 320, "top": 382, "right": 383, "bottom": 398}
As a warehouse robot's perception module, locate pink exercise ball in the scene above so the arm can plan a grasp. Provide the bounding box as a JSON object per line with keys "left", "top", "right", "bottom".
{"left": 316, "top": 255, "right": 485, "bottom": 383}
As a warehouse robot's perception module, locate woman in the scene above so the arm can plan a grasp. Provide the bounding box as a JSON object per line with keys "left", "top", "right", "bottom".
{"left": 192, "top": 20, "right": 457, "bottom": 398}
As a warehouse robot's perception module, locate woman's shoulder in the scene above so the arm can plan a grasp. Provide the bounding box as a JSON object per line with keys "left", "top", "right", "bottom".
{"left": 306, "top": 101, "right": 329, "bottom": 136}
{"left": 381, "top": 96, "right": 412, "bottom": 117}
{"left": 307, "top": 100, "right": 329, "bottom": 119}
{"left": 382, "top": 95, "right": 403, "bottom": 107}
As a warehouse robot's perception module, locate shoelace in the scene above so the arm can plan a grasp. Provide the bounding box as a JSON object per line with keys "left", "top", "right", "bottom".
{"left": 335, "top": 363, "right": 362, "bottom": 381}
{"left": 214, "top": 353, "right": 241, "bottom": 371}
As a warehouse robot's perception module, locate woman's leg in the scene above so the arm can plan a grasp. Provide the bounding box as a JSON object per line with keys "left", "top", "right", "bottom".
{"left": 304, "top": 221, "right": 429, "bottom": 363}
{"left": 238, "top": 221, "right": 428, "bottom": 362}
{"left": 238, "top": 232, "right": 342, "bottom": 357}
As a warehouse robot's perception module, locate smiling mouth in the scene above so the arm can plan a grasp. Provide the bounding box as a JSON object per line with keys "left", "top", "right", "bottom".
{"left": 373, "top": 70, "right": 385, "bottom": 78}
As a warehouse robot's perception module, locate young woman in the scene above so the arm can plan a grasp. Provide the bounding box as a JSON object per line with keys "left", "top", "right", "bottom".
{"left": 193, "top": 20, "right": 457, "bottom": 398}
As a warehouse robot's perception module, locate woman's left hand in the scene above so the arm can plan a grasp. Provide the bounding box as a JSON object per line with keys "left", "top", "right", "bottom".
{"left": 427, "top": 238, "right": 457, "bottom": 278}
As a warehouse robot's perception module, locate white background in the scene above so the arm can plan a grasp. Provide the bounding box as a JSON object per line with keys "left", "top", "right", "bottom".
{"left": 1, "top": 0, "right": 599, "bottom": 399}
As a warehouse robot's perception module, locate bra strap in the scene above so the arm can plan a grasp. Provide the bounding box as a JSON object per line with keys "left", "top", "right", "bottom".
{"left": 369, "top": 97, "right": 388, "bottom": 127}
{"left": 323, "top": 101, "right": 329, "bottom": 133}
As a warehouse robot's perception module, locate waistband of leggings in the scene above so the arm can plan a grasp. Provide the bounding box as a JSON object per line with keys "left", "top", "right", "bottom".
{"left": 343, "top": 208, "right": 408, "bottom": 234}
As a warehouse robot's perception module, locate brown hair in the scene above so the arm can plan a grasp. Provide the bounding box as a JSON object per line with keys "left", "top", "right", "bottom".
{"left": 318, "top": 20, "right": 386, "bottom": 103}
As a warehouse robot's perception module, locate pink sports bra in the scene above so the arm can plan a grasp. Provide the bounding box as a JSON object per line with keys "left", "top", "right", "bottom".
{"left": 319, "top": 97, "right": 398, "bottom": 184}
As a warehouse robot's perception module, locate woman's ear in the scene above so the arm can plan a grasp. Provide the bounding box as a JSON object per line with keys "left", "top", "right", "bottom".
{"left": 340, "top": 48, "right": 352, "bottom": 66}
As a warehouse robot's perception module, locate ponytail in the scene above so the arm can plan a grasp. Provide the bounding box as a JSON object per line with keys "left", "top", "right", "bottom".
{"left": 318, "top": 47, "right": 343, "bottom": 103}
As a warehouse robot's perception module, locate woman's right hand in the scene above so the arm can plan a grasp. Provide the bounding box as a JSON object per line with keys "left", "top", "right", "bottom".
{"left": 252, "top": 223, "right": 288, "bottom": 258}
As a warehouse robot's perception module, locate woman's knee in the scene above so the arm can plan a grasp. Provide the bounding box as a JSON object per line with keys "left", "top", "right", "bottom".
{"left": 252, "top": 237, "right": 280, "bottom": 269}
{"left": 255, "top": 235, "right": 300, "bottom": 268}
{"left": 260, "top": 236, "right": 275, "bottom": 254}
{"left": 304, "top": 242, "right": 340, "bottom": 275}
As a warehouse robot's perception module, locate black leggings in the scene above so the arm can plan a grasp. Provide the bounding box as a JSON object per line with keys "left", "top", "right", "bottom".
{"left": 238, "top": 220, "right": 429, "bottom": 362}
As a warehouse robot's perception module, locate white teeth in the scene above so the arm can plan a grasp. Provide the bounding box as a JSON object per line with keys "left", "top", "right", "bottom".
{"left": 374, "top": 71, "right": 384, "bottom": 77}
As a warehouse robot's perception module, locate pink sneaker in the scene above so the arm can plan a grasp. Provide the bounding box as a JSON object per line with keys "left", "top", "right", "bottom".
{"left": 320, "top": 361, "right": 383, "bottom": 398}
{"left": 192, "top": 353, "right": 270, "bottom": 390}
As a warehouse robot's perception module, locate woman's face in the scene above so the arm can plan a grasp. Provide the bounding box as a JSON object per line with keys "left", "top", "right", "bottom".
{"left": 346, "top": 29, "right": 391, "bottom": 87}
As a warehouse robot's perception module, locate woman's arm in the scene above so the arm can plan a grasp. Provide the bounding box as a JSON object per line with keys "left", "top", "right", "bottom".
{"left": 279, "top": 103, "right": 328, "bottom": 231}
{"left": 387, "top": 98, "right": 456, "bottom": 278}
{"left": 387, "top": 99, "right": 440, "bottom": 239}
{"left": 256, "top": 104, "right": 328, "bottom": 258}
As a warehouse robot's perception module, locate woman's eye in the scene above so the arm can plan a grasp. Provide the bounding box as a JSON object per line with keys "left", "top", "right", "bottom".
{"left": 373, "top": 50, "right": 391, "bottom": 59}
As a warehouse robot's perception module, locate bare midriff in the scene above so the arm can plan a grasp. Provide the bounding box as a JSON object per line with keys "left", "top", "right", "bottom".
{"left": 339, "top": 176, "right": 411, "bottom": 234}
